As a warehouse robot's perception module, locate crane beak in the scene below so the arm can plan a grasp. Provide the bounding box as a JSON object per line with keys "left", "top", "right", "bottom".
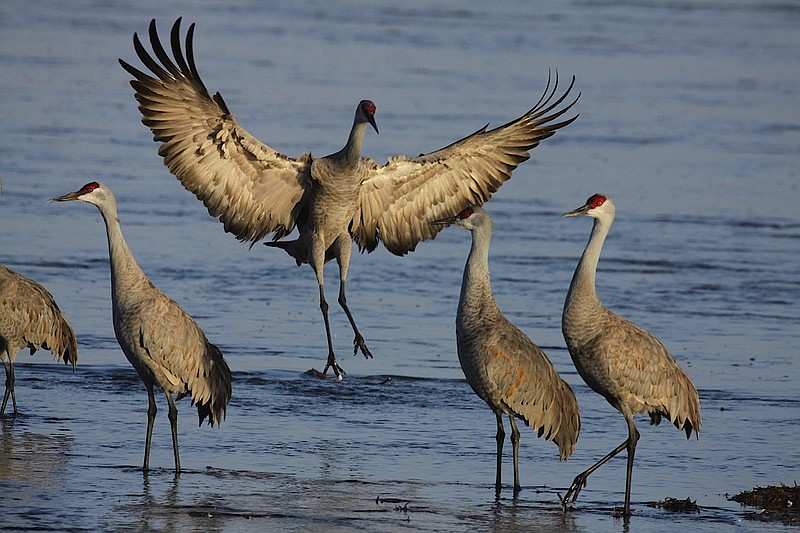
{"left": 48, "top": 190, "right": 81, "bottom": 203}
{"left": 430, "top": 214, "right": 457, "bottom": 227}
{"left": 368, "top": 115, "right": 379, "bottom": 135}
{"left": 562, "top": 204, "right": 590, "bottom": 218}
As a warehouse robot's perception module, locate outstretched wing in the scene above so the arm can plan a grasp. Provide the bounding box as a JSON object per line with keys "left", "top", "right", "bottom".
{"left": 119, "top": 18, "right": 312, "bottom": 244}
{"left": 352, "top": 74, "right": 579, "bottom": 255}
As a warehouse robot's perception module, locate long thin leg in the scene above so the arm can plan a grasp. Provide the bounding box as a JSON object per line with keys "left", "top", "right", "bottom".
{"left": 319, "top": 284, "right": 345, "bottom": 379}
{"left": 335, "top": 238, "right": 372, "bottom": 361}
{"left": 338, "top": 280, "right": 372, "bottom": 360}
{"left": 164, "top": 391, "right": 181, "bottom": 474}
{"left": 8, "top": 363, "right": 15, "bottom": 415}
{"left": 312, "top": 243, "right": 345, "bottom": 380}
{"left": 494, "top": 411, "right": 505, "bottom": 497}
{"left": 623, "top": 418, "right": 640, "bottom": 516}
{"left": 1, "top": 356, "right": 14, "bottom": 416}
{"left": 509, "top": 415, "right": 522, "bottom": 495}
{"left": 143, "top": 384, "right": 157, "bottom": 472}
{"left": 561, "top": 416, "right": 639, "bottom": 514}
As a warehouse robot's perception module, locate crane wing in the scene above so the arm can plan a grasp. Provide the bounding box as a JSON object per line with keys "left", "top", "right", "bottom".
{"left": 0, "top": 265, "right": 78, "bottom": 368}
{"left": 352, "top": 74, "right": 579, "bottom": 256}
{"left": 119, "top": 18, "right": 312, "bottom": 244}
{"left": 136, "top": 293, "right": 223, "bottom": 407}
{"left": 485, "top": 323, "right": 580, "bottom": 459}
{"left": 605, "top": 313, "right": 702, "bottom": 437}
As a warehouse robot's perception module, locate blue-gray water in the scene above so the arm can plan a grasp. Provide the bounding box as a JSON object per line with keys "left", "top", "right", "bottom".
{"left": 1, "top": 1, "right": 798, "bottom": 531}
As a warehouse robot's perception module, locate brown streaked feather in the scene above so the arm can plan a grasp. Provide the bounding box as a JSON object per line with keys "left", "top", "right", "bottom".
{"left": 0, "top": 264, "right": 78, "bottom": 368}
{"left": 119, "top": 18, "right": 312, "bottom": 244}
{"left": 589, "top": 309, "right": 701, "bottom": 438}
{"left": 481, "top": 321, "right": 581, "bottom": 460}
{"left": 120, "top": 20, "right": 578, "bottom": 254}
{"left": 353, "top": 74, "right": 578, "bottom": 255}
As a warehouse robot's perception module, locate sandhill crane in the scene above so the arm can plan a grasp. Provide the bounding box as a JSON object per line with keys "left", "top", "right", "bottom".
{"left": 433, "top": 205, "right": 580, "bottom": 497}
{"left": 0, "top": 264, "right": 78, "bottom": 416}
{"left": 118, "top": 18, "right": 579, "bottom": 379}
{"left": 50, "top": 182, "right": 232, "bottom": 474}
{"left": 560, "top": 193, "right": 701, "bottom": 516}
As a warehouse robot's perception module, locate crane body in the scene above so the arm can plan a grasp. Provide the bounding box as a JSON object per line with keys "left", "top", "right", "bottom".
{"left": 560, "top": 193, "right": 701, "bottom": 516}
{"left": 51, "top": 182, "right": 232, "bottom": 473}
{"left": 119, "top": 18, "right": 579, "bottom": 378}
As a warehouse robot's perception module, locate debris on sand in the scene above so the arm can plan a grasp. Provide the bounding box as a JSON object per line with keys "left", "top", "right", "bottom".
{"left": 729, "top": 483, "right": 799, "bottom": 525}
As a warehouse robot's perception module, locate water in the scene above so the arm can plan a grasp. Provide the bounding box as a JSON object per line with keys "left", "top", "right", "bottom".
{"left": 1, "top": 0, "right": 798, "bottom": 531}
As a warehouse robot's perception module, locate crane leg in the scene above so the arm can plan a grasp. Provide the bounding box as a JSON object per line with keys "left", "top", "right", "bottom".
{"left": 143, "top": 385, "right": 157, "bottom": 472}
{"left": 337, "top": 280, "right": 372, "bottom": 360}
{"left": 509, "top": 416, "right": 522, "bottom": 495}
{"left": 319, "top": 285, "right": 345, "bottom": 380}
{"left": 494, "top": 412, "right": 505, "bottom": 496}
{"left": 334, "top": 239, "right": 372, "bottom": 362}
{"left": 623, "top": 418, "right": 640, "bottom": 516}
{"left": 561, "top": 417, "right": 640, "bottom": 515}
{"left": 164, "top": 391, "right": 181, "bottom": 474}
{"left": 1, "top": 357, "right": 17, "bottom": 416}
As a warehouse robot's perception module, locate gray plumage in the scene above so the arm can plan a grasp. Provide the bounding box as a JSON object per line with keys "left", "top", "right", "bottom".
{"left": 435, "top": 205, "right": 580, "bottom": 496}
{"left": 118, "top": 18, "right": 579, "bottom": 379}
{"left": 560, "top": 193, "right": 701, "bottom": 516}
{"left": 0, "top": 264, "right": 78, "bottom": 416}
{"left": 50, "top": 182, "right": 232, "bottom": 473}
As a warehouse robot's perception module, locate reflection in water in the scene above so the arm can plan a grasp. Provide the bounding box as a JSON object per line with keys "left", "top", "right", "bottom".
{"left": 0, "top": 416, "right": 75, "bottom": 531}
{"left": 0, "top": 416, "right": 73, "bottom": 482}
{"left": 138, "top": 474, "right": 182, "bottom": 533}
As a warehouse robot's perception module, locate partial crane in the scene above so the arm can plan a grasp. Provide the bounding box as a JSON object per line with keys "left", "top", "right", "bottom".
{"left": 560, "top": 193, "right": 701, "bottom": 516}
{"left": 118, "top": 18, "right": 579, "bottom": 379}
{"left": 0, "top": 264, "right": 78, "bottom": 416}
{"left": 50, "top": 182, "right": 232, "bottom": 474}
{"left": 433, "top": 205, "right": 580, "bottom": 496}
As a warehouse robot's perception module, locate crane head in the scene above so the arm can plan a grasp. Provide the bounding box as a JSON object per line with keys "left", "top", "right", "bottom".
{"left": 49, "top": 181, "right": 117, "bottom": 214}
{"left": 430, "top": 205, "right": 490, "bottom": 231}
{"left": 357, "top": 100, "right": 379, "bottom": 135}
{"left": 563, "top": 193, "right": 615, "bottom": 220}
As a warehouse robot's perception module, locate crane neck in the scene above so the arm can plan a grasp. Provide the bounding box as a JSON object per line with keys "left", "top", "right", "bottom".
{"left": 565, "top": 216, "right": 612, "bottom": 314}
{"left": 458, "top": 221, "right": 498, "bottom": 319}
{"left": 333, "top": 119, "right": 369, "bottom": 169}
{"left": 96, "top": 203, "right": 148, "bottom": 298}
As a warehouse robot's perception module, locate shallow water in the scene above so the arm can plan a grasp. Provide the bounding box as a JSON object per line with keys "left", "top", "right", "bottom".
{"left": 1, "top": 0, "right": 799, "bottom": 531}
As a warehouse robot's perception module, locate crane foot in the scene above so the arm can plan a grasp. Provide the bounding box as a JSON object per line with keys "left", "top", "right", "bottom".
{"left": 562, "top": 473, "right": 589, "bottom": 508}
{"left": 323, "top": 355, "right": 346, "bottom": 380}
{"left": 353, "top": 335, "right": 373, "bottom": 360}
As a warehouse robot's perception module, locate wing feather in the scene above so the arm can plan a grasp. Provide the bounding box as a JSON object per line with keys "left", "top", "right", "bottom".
{"left": 353, "top": 74, "right": 579, "bottom": 255}
{"left": 0, "top": 265, "right": 78, "bottom": 368}
{"left": 136, "top": 294, "right": 231, "bottom": 419}
{"left": 484, "top": 322, "right": 580, "bottom": 460}
{"left": 119, "top": 18, "right": 312, "bottom": 244}
{"left": 602, "top": 313, "right": 702, "bottom": 437}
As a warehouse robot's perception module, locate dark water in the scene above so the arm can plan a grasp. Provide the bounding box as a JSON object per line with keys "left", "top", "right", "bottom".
{"left": 1, "top": 1, "right": 798, "bottom": 531}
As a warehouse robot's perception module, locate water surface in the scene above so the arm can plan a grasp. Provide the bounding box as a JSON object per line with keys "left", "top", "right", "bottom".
{"left": 1, "top": 1, "right": 798, "bottom": 531}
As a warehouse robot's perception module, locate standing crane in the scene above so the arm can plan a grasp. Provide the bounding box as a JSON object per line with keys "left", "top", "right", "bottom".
{"left": 560, "top": 193, "right": 701, "bottom": 516}
{"left": 118, "top": 18, "right": 579, "bottom": 379}
{"left": 433, "top": 205, "right": 580, "bottom": 496}
{"left": 0, "top": 264, "right": 78, "bottom": 416}
{"left": 50, "top": 182, "right": 232, "bottom": 474}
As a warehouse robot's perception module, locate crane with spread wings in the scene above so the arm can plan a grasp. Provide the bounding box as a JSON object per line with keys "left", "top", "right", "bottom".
{"left": 119, "top": 18, "right": 579, "bottom": 379}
